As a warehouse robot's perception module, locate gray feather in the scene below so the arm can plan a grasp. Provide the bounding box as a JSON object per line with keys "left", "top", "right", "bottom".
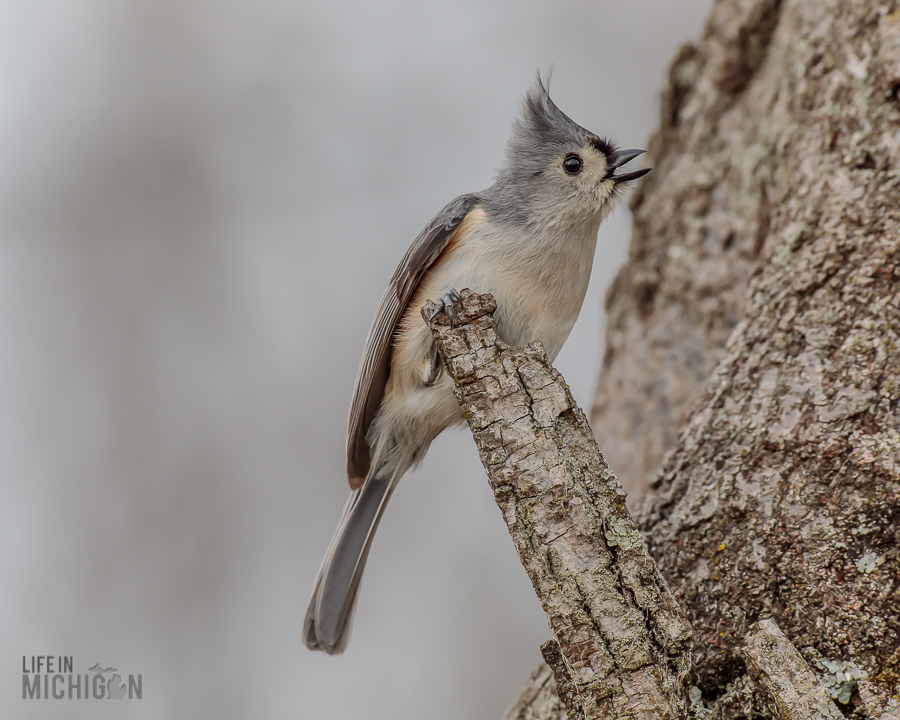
{"left": 345, "top": 193, "right": 480, "bottom": 487}
{"left": 303, "top": 476, "right": 395, "bottom": 654}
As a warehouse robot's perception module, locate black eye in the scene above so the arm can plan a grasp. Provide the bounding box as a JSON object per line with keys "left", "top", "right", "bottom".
{"left": 563, "top": 154, "right": 583, "bottom": 175}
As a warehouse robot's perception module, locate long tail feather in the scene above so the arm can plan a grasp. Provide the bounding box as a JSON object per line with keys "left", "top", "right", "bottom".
{"left": 303, "top": 476, "right": 394, "bottom": 654}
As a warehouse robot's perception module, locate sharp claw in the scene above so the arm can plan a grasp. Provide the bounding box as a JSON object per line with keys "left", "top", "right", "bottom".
{"left": 428, "top": 298, "right": 445, "bottom": 323}
{"left": 449, "top": 288, "right": 461, "bottom": 302}
{"left": 443, "top": 293, "right": 456, "bottom": 328}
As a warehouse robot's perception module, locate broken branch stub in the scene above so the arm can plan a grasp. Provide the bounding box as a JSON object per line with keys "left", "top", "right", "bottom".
{"left": 422, "top": 289, "right": 693, "bottom": 719}
{"left": 741, "top": 619, "right": 843, "bottom": 720}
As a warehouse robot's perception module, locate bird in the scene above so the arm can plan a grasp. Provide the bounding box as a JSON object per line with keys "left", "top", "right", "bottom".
{"left": 303, "top": 73, "right": 650, "bottom": 654}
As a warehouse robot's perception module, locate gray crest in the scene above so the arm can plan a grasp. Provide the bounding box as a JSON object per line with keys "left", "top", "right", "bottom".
{"left": 502, "top": 73, "right": 614, "bottom": 180}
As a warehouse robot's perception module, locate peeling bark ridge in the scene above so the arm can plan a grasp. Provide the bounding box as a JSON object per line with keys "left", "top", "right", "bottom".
{"left": 636, "top": 0, "right": 900, "bottom": 704}
{"left": 423, "top": 290, "right": 693, "bottom": 719}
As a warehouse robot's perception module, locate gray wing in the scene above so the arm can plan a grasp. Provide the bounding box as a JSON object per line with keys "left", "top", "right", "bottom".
{"left": 345, "top": 193, "right": 481, "bottom": 488}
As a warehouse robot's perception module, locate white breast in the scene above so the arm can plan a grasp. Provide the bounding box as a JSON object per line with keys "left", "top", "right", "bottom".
{"left": 421, "top": 208, "right": 601, "bottom": 360}
{"left": 370, "top": 207, "right": 602, "bottom": 479}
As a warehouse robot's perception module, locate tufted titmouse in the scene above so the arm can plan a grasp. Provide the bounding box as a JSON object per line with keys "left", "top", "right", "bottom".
{"left": 303, "top": 74, "right": 650, "bottom": 654}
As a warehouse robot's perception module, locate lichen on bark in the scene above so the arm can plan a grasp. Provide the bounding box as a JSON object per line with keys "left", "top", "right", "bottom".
{"left": 636, "top": 0, "right": 900, "bottom": 702}
{"left": 511, "top": 0, "right": 900, "bottom": 716}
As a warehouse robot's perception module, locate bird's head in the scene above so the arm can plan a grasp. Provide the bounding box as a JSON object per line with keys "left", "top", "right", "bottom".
{"left": 497, "top": 73, "right": 650, "bottom": 227}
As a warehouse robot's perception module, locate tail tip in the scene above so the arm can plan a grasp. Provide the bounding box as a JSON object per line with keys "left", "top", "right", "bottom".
{"left": 303, "top": 601, "right": 350, "bottom": 655}
{"left": 303, "top": 621, "right": 348, "bottom": 656}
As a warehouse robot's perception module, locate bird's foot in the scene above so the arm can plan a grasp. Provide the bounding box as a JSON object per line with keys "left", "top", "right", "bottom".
{"left": 428, "top": 288, "right": 463, "bottom": 328}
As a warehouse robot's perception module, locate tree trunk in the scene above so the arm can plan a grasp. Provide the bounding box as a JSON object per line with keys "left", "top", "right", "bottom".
{"left": 515, "top": 0, "right": 900, "bottom": 716}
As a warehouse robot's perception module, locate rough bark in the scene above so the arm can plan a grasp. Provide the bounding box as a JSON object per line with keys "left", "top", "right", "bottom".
{"left": 422, "top": 291, "right": 693, "bottom": 719}
{"left": 637, "top": 0, "right": 900, "bottom": 706}
{"left": 516, "top": 0, "right": 900, "bottom": 716}
{"left": 859, "top": 681, "right": 900, "bottom": 720}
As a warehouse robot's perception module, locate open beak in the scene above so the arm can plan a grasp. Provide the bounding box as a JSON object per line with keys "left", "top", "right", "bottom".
{"left": 608, "top": 148, "right": 651, "bottom": 184}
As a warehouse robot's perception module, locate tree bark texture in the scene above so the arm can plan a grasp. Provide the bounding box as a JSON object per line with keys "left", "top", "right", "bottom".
{"left": 422, "top": 291, "right": 692, "bottom": 719}
{"left": 520, "top": 0, "right": 900, "bottom": 716}
{"left": 593, "top": 0, "right": 900, "bottom": 716}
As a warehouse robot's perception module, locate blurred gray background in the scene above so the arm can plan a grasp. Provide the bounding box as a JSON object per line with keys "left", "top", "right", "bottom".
{"left": 1, "top": 1, "right": 711, "bottom": 718}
